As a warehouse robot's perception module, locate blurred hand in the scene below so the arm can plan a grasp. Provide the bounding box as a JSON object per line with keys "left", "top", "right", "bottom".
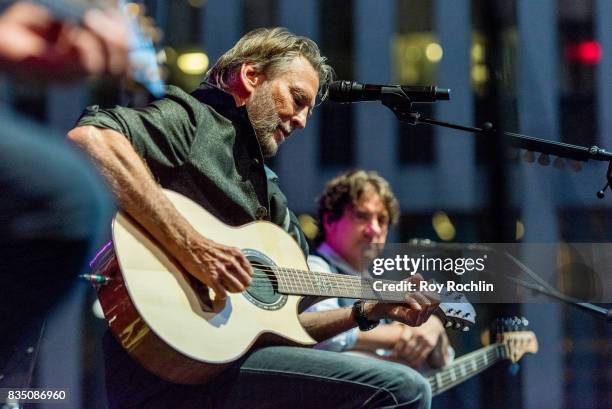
{"left": 391, "top": 317, "right": 449, "bottom": 369}
{"left": 0, "top": 2, "right": 129, "bottom": 79}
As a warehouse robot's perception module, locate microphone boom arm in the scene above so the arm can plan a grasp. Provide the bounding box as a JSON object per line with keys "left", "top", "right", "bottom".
{"left": 380, "top": 98, "right": 612, "bottom": 197}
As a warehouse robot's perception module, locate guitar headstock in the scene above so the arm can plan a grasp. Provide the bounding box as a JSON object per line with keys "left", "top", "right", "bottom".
{"left": 118, "top": 0, "right": 165, "bottom": 98}
{"left": 436, "top": 286, "right": 477, "bottom": 331}
{"left": 494, "top": 316, "right": 539, "bottom": 363}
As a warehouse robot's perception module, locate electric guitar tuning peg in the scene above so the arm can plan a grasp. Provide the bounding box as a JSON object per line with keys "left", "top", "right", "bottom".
{"left": 538, "top": 154, "right": 550, "bottom": 166}
{"left": 553, "top": 157, "right": 566, "bottom": 170}
{"left": 523, "top": 150, "right": 535, "bottom": 163}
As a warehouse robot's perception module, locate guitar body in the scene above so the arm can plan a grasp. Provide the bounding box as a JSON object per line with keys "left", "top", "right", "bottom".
{"left": 95, "top": 190, "right": 315, "bottom": 384}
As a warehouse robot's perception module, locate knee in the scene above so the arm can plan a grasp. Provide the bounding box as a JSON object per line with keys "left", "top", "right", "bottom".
{"left": 381, "top": 366, "right": 432, "bottom": 409}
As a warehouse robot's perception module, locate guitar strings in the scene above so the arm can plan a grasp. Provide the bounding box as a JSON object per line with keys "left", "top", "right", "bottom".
{"left": 247, "top": 263, "right": 405, "bottom": 298}
{"left": 246, "top": 263, "right": 416, "bottom": 300}
{"left": 248, "top": 262, "right": 359, "bottom": 289}
{"left": 243, "top": 262, "right": 372, "bottom": 297}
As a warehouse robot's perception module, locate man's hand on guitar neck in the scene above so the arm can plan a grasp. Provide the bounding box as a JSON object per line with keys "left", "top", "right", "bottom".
{"left": 363, "top": 274, "right": 440, "bottom": 327}
{"left": 299, "top": 274, "right": 439, "bottom": 343}
{"left": 0, "top": 2, "right": 129, "bottom": 79}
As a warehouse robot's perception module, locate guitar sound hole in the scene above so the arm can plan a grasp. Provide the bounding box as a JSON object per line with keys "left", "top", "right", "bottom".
{"left": 243, "top": 249, "right": 287, "bottom": 310}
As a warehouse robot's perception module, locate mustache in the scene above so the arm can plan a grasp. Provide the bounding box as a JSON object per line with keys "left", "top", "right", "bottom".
{"left": 278, "top": 123, "right": 292, "bottom": 136}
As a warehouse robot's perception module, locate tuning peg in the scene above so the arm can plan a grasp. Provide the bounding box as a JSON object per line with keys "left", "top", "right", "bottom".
{"left": 521, "top": 317, "right": 529, "bottom": 327}
{"left": 463, "top": 312, "right": 471, "bottom": 318}
{"left": 553, "top": 157, "right": 566, "bottom": 170}
{"left": 513, "top": 316, "right": 521, "bottom": 331}
{"left": 523, "top": 150, "right": 535, "bottom": 163}
{"left": 453, "top": 322, "right": 462, "bottom": 330}
{"left": 445, "top": 321, "right": 453, "bottom": 328}
{"left": 462, "top": 326, "right": 470, "bottom": 332}
{"left": 538, "top": 154, "right": 550, "bottom": 166}
{"left": 501, "top": 317, "right": 508, "bottom": 332}
{"left": 569, "top": 160, "right": 583, "bottom": 172}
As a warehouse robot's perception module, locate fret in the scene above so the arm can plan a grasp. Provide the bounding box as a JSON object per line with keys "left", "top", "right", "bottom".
{"left": 305, "top": 268, "right": 315, "bottom": 294}
{"left": 296, "top": 268, "right": 305, "bottom": 293}
{"left": 275, "top": 267, "right": 287, "bottom": 293}
{"left": 430, "top": 344, "right": 505, "bottom": 396}
{"left": 271, "top": 266, "right": 428, "bottom": 303}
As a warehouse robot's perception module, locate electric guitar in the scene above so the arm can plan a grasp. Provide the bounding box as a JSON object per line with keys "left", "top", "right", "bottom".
{"left": 429, "top": 320, "right": 538, "bottom": 396}
{"left": 90, "top": 189, "right": 476, "bottom": 384}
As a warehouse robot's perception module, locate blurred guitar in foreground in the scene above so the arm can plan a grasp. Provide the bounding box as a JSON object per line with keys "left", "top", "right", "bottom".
{"left": 27, "top": 0, "right": 165, "bottom": 98}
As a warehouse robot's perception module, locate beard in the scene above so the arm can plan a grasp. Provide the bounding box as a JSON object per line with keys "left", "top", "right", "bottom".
{"left": 245, "top": 82, "right": 283, "bottom": 158}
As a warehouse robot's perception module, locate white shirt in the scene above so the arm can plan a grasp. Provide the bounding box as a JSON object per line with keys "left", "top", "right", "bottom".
{"left": 307, "top": 243, "right": 455, "bottom": 363}
{"left": 306, "top": 243, "right": 361, "bottom": 352}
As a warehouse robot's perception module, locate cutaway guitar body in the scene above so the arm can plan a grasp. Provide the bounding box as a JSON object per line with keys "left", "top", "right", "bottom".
{"left": 95, "top": 190, "right": 315, "bottom": 384}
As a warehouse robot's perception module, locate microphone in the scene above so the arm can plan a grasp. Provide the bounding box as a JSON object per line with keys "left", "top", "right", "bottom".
{"left": 329, "top": 80, "right": 451, "bottom": 103}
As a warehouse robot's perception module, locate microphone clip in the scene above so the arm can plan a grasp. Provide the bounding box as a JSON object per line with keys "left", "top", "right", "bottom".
{"left": 380, "top": 93, "right": 421, "bottom": 125}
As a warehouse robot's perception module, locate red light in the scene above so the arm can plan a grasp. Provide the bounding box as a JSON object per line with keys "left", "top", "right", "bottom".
{"left": 566, "top": 40, "right": 602, "bottom": 65}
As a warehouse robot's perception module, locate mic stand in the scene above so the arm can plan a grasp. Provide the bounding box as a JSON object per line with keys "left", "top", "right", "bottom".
{"left": 495, "top": 249, "right": 612, "bottom": 322}
{"left": 380, "top": 96, "right": 612, "bottom": 198}
{"left": 504, "top": 275, "right": 612, "bottom": 322}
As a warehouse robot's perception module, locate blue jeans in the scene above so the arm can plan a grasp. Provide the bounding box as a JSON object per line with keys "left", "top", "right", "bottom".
{"left": 0, "top": 111, "right": 114, "bottom": 367}
{"left": 104, "top": 334, "right": 431, "bottom": 409}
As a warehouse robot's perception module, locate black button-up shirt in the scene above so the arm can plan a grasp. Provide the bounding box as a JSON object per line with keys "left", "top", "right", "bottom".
{"left": 77, "top": 83, "right": 308, "bottom": 255}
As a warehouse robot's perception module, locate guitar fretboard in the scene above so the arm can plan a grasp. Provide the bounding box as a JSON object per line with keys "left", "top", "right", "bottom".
{"left": 428, "top": 344, "right": 506, "bottom": 396}
{"left": 269, "top": 266, "right": 407, "bottom": 302}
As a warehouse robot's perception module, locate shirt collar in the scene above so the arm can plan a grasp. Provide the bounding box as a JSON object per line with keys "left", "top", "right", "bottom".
{"left": 317, "top": 242, "right": 362, "bottom": 276}
{"left": 191, "top": 81, "right": 250, "bottom": 123}
{"left": 192, "top": 81, "right": 266, "bottom": 161}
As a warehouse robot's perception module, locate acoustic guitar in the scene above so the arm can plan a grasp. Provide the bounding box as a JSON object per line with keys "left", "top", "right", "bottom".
{"left": 89, "top": 189, "right": 476, "bottom": 384}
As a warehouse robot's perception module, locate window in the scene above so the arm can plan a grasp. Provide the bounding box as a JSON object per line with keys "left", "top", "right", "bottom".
{"left": 319, "top": 0, "right": 354, "bottom": 167}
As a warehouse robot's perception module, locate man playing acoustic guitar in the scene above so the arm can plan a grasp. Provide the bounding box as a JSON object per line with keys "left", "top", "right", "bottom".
{"left": 69, "top": 28, "right": 438, "bottom": 408}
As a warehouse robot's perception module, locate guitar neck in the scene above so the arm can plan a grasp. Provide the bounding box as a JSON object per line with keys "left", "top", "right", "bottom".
{"left": 273, "top": 267, "right": 405, "bottom": 302}
{"left": 428, "top": 343, "right": 506, "bottom": 397}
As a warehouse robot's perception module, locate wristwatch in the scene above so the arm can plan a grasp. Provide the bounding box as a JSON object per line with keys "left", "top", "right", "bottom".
{"left": 352, "top": 300, "right": 379, "bottom": 331}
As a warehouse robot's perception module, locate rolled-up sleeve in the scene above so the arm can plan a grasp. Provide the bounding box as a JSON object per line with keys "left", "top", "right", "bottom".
{"left": 75, "top": 86, "right": 200, "bottom": 168}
